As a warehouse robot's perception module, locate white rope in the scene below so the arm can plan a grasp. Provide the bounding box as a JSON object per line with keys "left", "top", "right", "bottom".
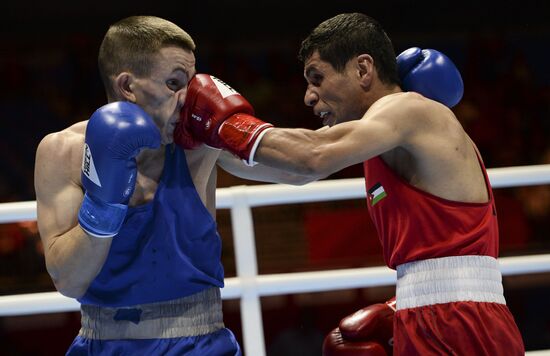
{"left": 3, "top": 164, "right": 550, "bottom": 223}
{"left": 1, "top": 253, "right": 549, "bottom": 317}
{"left": 0, "top": 200, "right": 36, "bottom": 223}
{"left": 216, "top": 163, "right": 550, "bottom": 207}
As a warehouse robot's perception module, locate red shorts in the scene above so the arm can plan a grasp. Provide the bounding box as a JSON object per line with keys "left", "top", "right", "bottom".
{"left": 394, "top": 301, "right": 524, "bottom": 355}
{"left": 394, "top": 256, "right": 524, "bottom": 355}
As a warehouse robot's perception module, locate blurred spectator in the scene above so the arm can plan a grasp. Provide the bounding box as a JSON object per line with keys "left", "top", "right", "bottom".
{"left": 514, "top": 148, "right": 550, "bottom": 251}
{"left": 267, "top": 307, "right": 324, "bottom": 356}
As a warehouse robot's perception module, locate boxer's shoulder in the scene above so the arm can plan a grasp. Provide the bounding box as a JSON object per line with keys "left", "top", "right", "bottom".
{"left": 374, "top": 92, "right": 448, "bottom": 115}
{"left": 372, "top": 92, "right": 459, "bottom": 135}
{"left": 36, "top": 121, "right": 87, "bottom": 184}
{"left": 66, "top": 120, "right": 88, "bottom": 136}
{"left": 40, "top": 121, "right": 86, "bottom": 149}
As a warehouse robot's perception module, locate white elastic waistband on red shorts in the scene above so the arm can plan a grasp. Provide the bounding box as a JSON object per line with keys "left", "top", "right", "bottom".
{"left": 396, "top": 255, "right": 506, "bottom": 311}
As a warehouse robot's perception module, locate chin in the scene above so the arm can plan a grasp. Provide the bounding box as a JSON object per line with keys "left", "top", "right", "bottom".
{"left": 163, "top": 131, "right": 175, "bottom": 144}
{"left": 161, "top": 135, "right": 173, "bottom": 145}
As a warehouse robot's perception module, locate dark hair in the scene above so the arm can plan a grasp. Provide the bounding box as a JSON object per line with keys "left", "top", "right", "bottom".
{"left": 298, "top": 13, "right": 399, "bottom": 85}
{"left": 98, "top": 16, "right": 196, "bottom": 98}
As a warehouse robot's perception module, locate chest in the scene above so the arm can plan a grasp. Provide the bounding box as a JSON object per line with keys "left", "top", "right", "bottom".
{"left": 128, "top": 152, "right": 165, "bottom": 207}
{"left": 127, "top": 145, "right": 220, "bottom": 208}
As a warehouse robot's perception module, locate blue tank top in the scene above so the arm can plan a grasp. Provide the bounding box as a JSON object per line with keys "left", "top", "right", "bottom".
{"left": 78, "top": 145, "right": 224, "bottom": 307}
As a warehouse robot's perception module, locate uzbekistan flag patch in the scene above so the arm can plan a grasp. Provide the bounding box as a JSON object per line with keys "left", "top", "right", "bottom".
{"left": 368, "top": 183, "right": 387, "bottom": 206}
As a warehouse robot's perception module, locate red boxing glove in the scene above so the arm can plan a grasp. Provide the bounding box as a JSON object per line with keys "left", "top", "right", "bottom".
{"left": 323, "top": 330, "right": 387, "bottom": 356}
{"left": 174, "top": 74, "right": 273, "bottom": 165}
{"left": 323, "top": 297, "right": 396, "bottom": 356}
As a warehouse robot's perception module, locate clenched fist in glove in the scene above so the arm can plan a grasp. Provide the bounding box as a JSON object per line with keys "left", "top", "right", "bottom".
{"left": 323, "top": 297, "right": 396, "bottom": 356}
{"left": 174, "top": 74, "right": 273, "bottom": 165}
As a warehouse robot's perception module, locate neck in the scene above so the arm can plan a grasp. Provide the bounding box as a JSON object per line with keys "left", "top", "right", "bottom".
{"left": 366, "top": 83, "right": 402, "bottom": 108}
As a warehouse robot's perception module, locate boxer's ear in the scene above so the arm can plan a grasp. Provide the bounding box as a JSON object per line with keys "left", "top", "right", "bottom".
{"left": 113, "top": 72, "right": 137, "bottom": 102}
{"left": 356, "top": 54, "right": 374, "bottom": 89}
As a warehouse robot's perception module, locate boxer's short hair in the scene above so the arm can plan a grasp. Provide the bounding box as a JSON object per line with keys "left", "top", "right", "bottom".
{"left": 298, "top": 12, "right": 399, "bottom": 86}
{"left": 98, "top": 16, "right": 195, "bottom": 96}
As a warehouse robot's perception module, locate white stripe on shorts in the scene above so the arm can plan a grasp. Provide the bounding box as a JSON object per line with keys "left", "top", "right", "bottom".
{"left": 396, "top": 255, "right": 506, "bottom": 311}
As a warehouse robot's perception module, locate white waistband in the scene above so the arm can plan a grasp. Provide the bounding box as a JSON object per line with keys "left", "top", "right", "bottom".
{"left": 79, "top": 288, "right": 224, "bottom": 339}
{"left": 396, "top": 255, "right": 506, "bottom": 310}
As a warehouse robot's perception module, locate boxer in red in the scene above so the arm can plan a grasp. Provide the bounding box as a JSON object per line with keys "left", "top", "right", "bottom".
{"left": 175, "top": 12, "right": 524, "bottom": 356}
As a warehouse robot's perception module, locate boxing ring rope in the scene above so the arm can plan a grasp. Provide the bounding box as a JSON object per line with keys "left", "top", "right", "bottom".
{"left": 1, "top": 164, "right": 550, "bottom": 355}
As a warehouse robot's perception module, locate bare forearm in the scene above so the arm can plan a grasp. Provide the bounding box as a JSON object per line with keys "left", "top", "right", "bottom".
{"left": 217, "top": 150, "right": 318, "bottom": 186}
{"left": 255, "top": 128, "right": 336, "bottom": 178}
{"left": 46, "top": 225, "right": 112, "bottom": 298}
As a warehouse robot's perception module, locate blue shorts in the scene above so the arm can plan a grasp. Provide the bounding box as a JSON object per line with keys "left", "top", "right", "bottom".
{"left": 66, "top": 327, "right": 241, "bottom": 356}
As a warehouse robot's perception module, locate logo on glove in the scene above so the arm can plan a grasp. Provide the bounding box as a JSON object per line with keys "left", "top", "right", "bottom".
{"left": 191, "top": 113, "right": 211, "bottom": 130}
{"left": 210, "top": 75, "right": 239, "bottom": 99}
{"left": 191, "top": 113, "right": 203, "bottom": 122}
{"left": 81, "top": 144, "right": 102, "bottom": 187}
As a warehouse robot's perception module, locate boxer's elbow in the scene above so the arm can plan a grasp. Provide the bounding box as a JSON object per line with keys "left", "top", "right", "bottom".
{"left": 297, "top": 146, "right": 336, "bottom": 179}
{"left": 51, "top": 275, "right": 89, "bottom": 299}
{"left": 46, "top": 263, "right": 89, "bottom": 299}
{"left": 283, "top": 173, "right": 321, "bottom": 186}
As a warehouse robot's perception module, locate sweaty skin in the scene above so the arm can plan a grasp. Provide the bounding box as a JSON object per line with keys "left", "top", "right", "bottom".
{"left": 255, "top": 51, "right": 489, "bottom": 205}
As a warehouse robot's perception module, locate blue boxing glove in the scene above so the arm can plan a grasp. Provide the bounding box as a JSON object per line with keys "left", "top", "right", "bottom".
{"left": 397, "top": 47, "right": 464, "bottom": 108}
{"left": 78, "top": 102, "right": 161, "bottom": 238}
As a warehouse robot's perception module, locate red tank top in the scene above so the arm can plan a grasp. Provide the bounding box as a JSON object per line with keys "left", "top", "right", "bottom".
{"left": 363, "top": 155, "right": 499, "bottom": 269}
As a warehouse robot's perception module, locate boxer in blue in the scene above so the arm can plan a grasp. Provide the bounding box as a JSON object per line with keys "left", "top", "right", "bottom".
{"left": 33, "top": 16, "right": 260, "bottom": 355}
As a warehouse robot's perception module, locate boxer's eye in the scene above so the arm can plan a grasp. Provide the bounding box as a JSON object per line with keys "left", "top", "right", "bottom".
{"left": 166, "top": 79, "right": 183, "bottom": 92}
{"left": 309, "top": 74, "right": 323, "bottom": 87}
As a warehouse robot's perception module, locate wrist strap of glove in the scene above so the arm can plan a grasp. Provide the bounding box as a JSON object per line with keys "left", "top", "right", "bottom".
{"left": 244, "top": 126, "right": 274, "bottom": 166}
{"left": 78, "top": 192, "right": 128, "bottom": 238}
{"left": 218, "top": 113, "right": 274, "bottom": 166}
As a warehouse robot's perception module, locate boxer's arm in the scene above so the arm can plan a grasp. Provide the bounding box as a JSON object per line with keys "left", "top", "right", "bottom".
{"left": 216, "top": 150, "right": 317, "bottom": 185}
{"left": 253, "top": 48, "right": 463, "bottom": 175}
{"left": 35, "top": 131, "right": 111, "bottom": 298}
{"left": 255, "top": 96, "right": 420, "bottom": 177}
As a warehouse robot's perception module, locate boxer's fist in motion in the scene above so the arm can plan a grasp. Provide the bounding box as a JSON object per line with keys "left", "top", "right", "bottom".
{"left": 397, "top": 47, "right": 464, "bottom": 108}
{"left": 174, "top": 74, "right": 273, "bottom": 165}
{"left": 323, "top": 297, "right": 396, "bottom": 356}
{"left": 79, "top": 102, "right": 161, "bottom": 238}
